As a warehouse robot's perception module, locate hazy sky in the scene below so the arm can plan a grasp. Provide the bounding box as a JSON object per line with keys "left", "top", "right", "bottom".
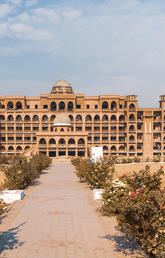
{"left": 0, "top": 0, "right": 165, "bottom": 107}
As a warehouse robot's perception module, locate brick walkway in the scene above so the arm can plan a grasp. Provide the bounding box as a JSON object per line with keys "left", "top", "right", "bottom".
{"left": 0, "top": 162, "right": 147, "bottom": 258}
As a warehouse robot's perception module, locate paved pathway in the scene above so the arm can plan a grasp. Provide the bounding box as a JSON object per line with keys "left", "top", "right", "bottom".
{"left": 0, "top": 162, "right": 146, "bottom": 258}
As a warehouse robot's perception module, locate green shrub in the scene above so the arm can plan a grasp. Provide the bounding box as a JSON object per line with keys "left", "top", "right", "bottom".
{"left": 153, "top": 155, "right": 161, "bottom": 163}
{"left": 0, "top": 155, "right": 10, "bottom": 165}
{"left": 73, "top": 157, "right": 115, "bottom": 189}
{"left": 134, "top": 156, "right": 141, "bottom": 163}
{"left": 71, "top": 157, "right": 81, "bottom": 167}
{"left": 100, "top": 165, "right": 165, "bottom": 257}
{"left": 2, "top": 155, "right": 51, "bottom": 190}
{"left": 127, "top": 157, "right": 133, "bottom": 163}
{"left": 121, "top": 158, "right": 127, "bottom": 164}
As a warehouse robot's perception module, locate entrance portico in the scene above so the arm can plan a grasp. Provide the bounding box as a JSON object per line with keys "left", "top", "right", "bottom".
{"left": 37, "top": 113, "right": 88, "bottom": 158}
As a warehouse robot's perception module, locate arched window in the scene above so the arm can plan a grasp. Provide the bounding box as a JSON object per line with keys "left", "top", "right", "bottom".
{"left": 103, "top": 146, "right": 108, "bottom": 150}
{"left": 111, "top": 101, "right": 117, "bottom": 111}
{"left": 129, "top": 103, "right": 135, "bottom": 110}
{"left": 16, "top": 146, "right": 22, "bottom": 151}
{"left": 16, "top": 115, "right": 22, "bottom": 121}
{"left": 50, "top": 115, "right": 56, "bottom": 122}
{"left": 102, "top": 115, "right": 108, "bottom": 121}
{"left": 111, "top": 115, "right": 117, "bottom": 122}
{"left": 129, "top": 135, "right": 135, "bottom": 141}
{"left": 119, "top": 115, "right": 125, "bottom": 122}
{"left": 8, "top": 115, "right": 14, "bottom": 121}
{"left": 24, "top": 115, "right": 31, "bottom": 121}
{"left": 25, "top": 146, "right": 30, "bottom": 150}
{"left": 8, "top": 146, "right": 14, "bottom": 151}
{"left": 102, "top": 101, "right": 108, "bottom": 109}
{"left": 85, "top": 115, "right": 92, "bottom": 121}
{"left": 76, "top": 115, "right": 82, "bottom": 121}
{"left": 0, "top": 146, "right": 5, "bottom": 151}
{"left": 68, "top": 138, "right": 75, "bottom": 145}
{"left": 60, "top": 128, "right": 64, "bottom": 132}
{"left": 119, "top": 146, "right": 125, "bottom": 151}
{"left": 7, "top": 102, "right": 14, "bottom": 110}
{"left": 129, "top": 125, "right": 135, "bottom": 131}
{"left": 129, "top": 114, "right": 135, "bottom": 121}
{"left": 78, "top": 138, "right": 85, "bottom": 145}
{"left": 94, "top": 115, "right": 100, "bottom": 121}
{"left": 59, "top": 101, "right": 65, "bottom": 111}
{"left": 69, "top": 115, "right": 73, "bottom": 121}
{"left": 129, "top": 145, "right": 135, "bottom": 151}
{"left": 33, "top": 115, "right": 39, "bottom": 121}
{"left": 110, "top": 146, "right": 116, "bottom": 151}
{"left": 16, "top": 102, "right": 22, "bottom": 109}
{"left": 50, "top": 102, "right": 56, "bottom": 110}
{"left": 68, "top": 102, "right": 73, "bottom": 111}
{"left": 39, "top": 138, "right": 46, "bottom": 145}
{"left": 0, "top": 115, "right": 5, "bottom": 121}
{"left": 49, "top": 138, "right": 56, "bottom": 144}
{"left": 58, "top": 138, "right": 65, "bottom": 145}
{"left": 42, "top": 115, "right": 48, "bottom": 121}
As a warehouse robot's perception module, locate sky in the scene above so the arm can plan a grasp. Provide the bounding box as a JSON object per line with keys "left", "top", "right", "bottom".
{"left": 0, "top": 0, "right": 165, "bottom": 107}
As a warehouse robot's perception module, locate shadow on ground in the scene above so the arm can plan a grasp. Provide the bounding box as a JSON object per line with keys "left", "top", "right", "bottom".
{"left": 0, "top": 223, "right": 25, "bottom": 256}
{"left": 99, "top": 234, "right": 147, "bottom": 257}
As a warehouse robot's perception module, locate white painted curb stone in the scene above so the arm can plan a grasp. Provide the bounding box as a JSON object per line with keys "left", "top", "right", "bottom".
{"left": 93, "top": 189, "right": 104, "bottom": 200}
{"left": 0, "top": 190, "right": 25, "bottom": 204}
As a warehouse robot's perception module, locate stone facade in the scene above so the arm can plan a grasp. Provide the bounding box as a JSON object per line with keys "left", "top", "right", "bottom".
{"left": 0, "top": 80, "right": 165, "bottom": 158}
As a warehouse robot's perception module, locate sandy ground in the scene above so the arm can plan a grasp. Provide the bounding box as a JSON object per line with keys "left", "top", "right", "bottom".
{"left": 114, "top": 162, "right": 165, "bottom": 187}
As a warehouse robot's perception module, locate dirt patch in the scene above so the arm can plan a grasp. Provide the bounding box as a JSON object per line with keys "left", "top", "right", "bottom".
{"left": 114, "top": 162, "right": 165, "bottom": 187}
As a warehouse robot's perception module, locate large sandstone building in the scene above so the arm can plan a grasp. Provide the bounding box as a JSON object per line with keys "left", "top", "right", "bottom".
{"left": 0, "top": 80, "right": 165, "bottom": 158}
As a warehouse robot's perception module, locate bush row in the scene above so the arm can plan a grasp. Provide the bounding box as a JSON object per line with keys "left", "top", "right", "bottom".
{"left": 71, "top": 156, "right": 116, "bottom": 189}
{"left": 0, "top": 154, "right": 52, "bottom": 190}
{"left": 72, "top": 157, "right": 165, "bottom": 257}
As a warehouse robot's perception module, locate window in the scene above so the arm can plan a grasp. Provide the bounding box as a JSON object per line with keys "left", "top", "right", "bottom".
{"left": 119, "top": 104, "right": 122, "bottom": 109}
{"left": 16, "top": 126, "right": 22, "bottom": 131}
{"left": 24, "top": 127, "right": 31, "bottom": 131}
{"left": 42, "top": 127, "right": 48, "bottom": 131}
{"left": 43, "top": 105, "right": 48, "bottom": 109}
{"left": 76, "top": 126, "right": 82, "bottom": 131}
{"left": 95, "top": 105, "right": 98, "bottom": 109}
{"left": 68, "top": 102, "right": 73, "bottom": 111}
{"left": 35, "top": 105, "right": 38, "bottom": 109}
{"left": 76, "top": 104, "right": 81, "bottom": 109}
{"left": 8, "top": 127, "right": 14, "bottom": 131}
{"left": 102, "top": 101, "right": 108, "bottom": 109}
{"left": 16, "top": 137, "right": 22, "bottom": 141}
{"left": 33, "top": 127, "right": 39, "bottom": 131}
{"left": 102, "top": 136, "right": 108, "bottom": 141}
{"left": 8, "top": 136, "right": 14, "bottom": 141}
{"left": 102, "top": 126, "right": 108, "bottom": 131}
{"left": 26, "top": 105, "right": 30, "bottom": 109}
{"left": 87, "top": 105, "right": 90, "bottom": 109}
{"left": 24, "top": 137, "right": 31, "bottom": 141}
{"left": 85, "top": 127, "right": 92, "bottom": 131}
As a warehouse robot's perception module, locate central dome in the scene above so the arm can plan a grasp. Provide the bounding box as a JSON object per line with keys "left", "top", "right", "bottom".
{"left": 50, "top": 80, "right": 74, "bottom": 94}
{"left": 53, "top": 113, "right": 72, "bottom": 127}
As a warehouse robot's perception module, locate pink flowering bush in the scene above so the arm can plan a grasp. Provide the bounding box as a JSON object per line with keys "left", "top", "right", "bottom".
{"left": 72, "top": 156, "right": 115, "bottom": 189}
{"left": 101, "top": 165, "right": 165, "bottom": 257}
